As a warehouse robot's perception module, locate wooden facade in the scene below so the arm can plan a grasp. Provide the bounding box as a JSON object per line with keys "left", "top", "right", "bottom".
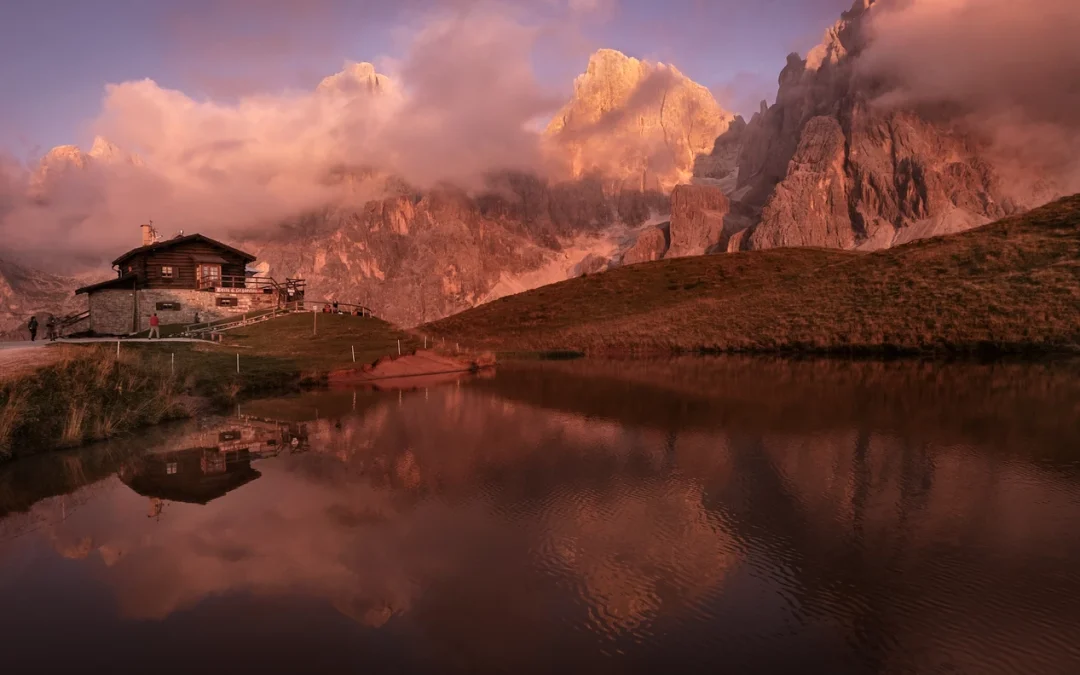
{"left": 110, "top": 234, "right": 255, "bottom": 291}
{"left": 72, "top": 233, "right": 306, "bottom": 336}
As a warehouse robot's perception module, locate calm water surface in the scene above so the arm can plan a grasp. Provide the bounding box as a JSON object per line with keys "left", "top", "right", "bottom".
{"left": 2, "top": 358, "right": 1080, "bottom": 674}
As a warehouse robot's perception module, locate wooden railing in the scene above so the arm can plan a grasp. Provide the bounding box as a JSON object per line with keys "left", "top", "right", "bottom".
{"left": 198, "top": 275, "right": 273, "bottom": 291}
{"left": 197, "top": 275, "right": 308, "bottom": 299}
{"left": 59, "top": 310, "right": 90, "bottom": 328}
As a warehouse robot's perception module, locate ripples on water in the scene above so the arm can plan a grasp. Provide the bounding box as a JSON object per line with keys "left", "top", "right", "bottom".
{"left": 2, "top": 358, "right": 1080, "bottom": 674}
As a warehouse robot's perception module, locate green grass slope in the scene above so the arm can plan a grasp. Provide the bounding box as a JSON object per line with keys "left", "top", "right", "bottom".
{"left": 425, "top": 195, "right": 1080, "bottom": 355}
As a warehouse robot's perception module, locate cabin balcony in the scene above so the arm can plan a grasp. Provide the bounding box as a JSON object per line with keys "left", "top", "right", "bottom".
{"left": 198, "top": 275, "right": 306, "bottom": 295}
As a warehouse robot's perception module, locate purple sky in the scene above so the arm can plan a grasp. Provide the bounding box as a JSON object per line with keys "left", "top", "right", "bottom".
{"left": 0, "top": 0, "right": 852, "bottom": 158}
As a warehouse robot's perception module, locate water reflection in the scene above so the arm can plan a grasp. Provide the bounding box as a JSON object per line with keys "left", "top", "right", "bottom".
{"left": 2, "top": 358, "right": 1080, "bottom": 674}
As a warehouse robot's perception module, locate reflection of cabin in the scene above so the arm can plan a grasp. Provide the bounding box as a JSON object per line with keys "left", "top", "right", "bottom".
{"left": 117, "top": 420, "right": 304, "bottom": 506}
{"left": 119, "top": 447, "right": 261, "bottom": 505}
{"left": 74, "top": 223, "right": 305, "bottom": 335}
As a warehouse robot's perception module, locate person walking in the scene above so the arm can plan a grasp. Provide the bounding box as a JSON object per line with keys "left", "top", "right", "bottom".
{"left": 46, "top": 315, "right": 58, "bottom": 341}
{"left": 27, "top": 315, "right": 38, "bottom": 342}
{"left": 148, "top": 313, "right": 161, "bottom": 339}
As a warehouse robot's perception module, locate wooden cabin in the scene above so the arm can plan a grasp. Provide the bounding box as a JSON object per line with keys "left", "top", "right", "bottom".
{"left": 75, "top": 225, "right": 304, "bottom": 335}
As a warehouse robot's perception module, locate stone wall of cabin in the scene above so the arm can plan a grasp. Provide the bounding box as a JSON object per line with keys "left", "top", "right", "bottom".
{"left": 89, "top": 288, "right": 279, "bottom": 335}
{"left": 88, "top": 289, "right": 136, "bottom": 335}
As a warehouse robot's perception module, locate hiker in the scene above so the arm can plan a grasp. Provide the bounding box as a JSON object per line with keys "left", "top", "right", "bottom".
{"left": 193, "top": 312, "right": 200, "bottom": 324}
{"left": 148, "top": 312, "right": 161, "bottom": 339}
{"left": 27, "top": 315, "right": 38, "bottom": 342}
{"left": 46, "top": 315, "right": 58, "bottom": 341}
{"left": 332, "top": 300, "right": 340, "bottom": 314}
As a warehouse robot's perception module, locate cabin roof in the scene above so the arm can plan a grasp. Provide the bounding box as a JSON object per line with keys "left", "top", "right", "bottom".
{"left": 75, "top": 273, "right": 137, "bottom": 295}
{"left": 112, "top": 233, "right": 256, "bottom": 267}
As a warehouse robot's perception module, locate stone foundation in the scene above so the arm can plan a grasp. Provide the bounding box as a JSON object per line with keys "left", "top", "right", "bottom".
{"left": 88, "top": 288, "right": 280, "bottom": 335}
{"left": 88, "top": 290, "right": 136, "bottom": 336}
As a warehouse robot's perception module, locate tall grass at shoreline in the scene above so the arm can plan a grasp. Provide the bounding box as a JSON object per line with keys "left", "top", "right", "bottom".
{"left": 0, "top": 346, "right": 188, "bottom": 460}
{"left": 0, "top": 343, "right": 307, "bottom": 461}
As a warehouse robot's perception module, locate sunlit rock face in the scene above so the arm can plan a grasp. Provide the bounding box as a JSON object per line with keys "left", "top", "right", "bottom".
{"left": 668, "top": 184, "right": 731, "bottom": 258}
{"left": 0, "top": 257, "right": 91, "bottom": 337}
{"left": 546, "top": 49, "right": 735, "bottom": 193}
{"left": 735, "top": 0, "right": 1054, "bottom": 251}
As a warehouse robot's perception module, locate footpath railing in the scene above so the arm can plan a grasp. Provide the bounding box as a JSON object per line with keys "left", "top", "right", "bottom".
{"left": 180, "top": 299, "right": 377, "bottom": 339}
{"left": 57, "top": 310, "right": 91, "bottom": 337}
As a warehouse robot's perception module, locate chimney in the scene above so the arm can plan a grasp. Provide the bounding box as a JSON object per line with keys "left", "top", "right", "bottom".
{"left": 140, "top": 223, "right": 154, "bottom": 246}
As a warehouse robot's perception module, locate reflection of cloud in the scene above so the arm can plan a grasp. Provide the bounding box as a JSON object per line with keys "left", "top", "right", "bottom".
{"left": 16, "top": 368, "right": 1080, "bottom": 675}
{"left": 541, "top": 480, "right": 735, "bottom": 638}
{"left": 30, "top": 388, "right": 739, "bottom": 637}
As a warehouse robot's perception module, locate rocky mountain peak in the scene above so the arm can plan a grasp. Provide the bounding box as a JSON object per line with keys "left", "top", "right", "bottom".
{"left": 546, "top": 49, "right": 734, "bottom": 192}
{"left": 41, "top": 145, "right": 88, "bottom": 169}
{"left": 317, "top": 61, "right": 390, "bottom": 96}
{"left": 719, "top": 0, "right": 1048, "bottom": 252}
{"left": 87, "top": 135, "right": 122, "bottom": 161}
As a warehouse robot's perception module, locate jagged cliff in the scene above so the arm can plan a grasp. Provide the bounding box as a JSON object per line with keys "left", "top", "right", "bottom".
{"left": 0, "top": 257, "right": 92, "bottom": 338}
{"left": 249, "top": 177, "right": 670, "bottom": 326}
{"left": 248, "top": 50, "right": 735, "bottom": 325}
{"left": 728, "top": 0, "right": 1058, "bottom": 251}
{"left": 546, "top": 49, "right": 735, "bottom": 192}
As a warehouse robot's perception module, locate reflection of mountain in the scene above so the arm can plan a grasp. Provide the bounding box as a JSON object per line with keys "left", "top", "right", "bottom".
{"left": 4, "top": 361, "right": 1080, "bottom": 674}
{"left": 119, "top": 448, "right": 262, "bottom": 505}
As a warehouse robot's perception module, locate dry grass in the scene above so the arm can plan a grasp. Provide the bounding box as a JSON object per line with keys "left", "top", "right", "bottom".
{"left": 0, "top": 346, "right": 66, "bottom": 381}
{"left": 425, "top": 195, "right": 1080, "bottom": 356}
{"left": 0, "top": 314, "right": 422, "bottom": 459}
{"left": 0, "top": 345, "right": 201, "bottom": 460}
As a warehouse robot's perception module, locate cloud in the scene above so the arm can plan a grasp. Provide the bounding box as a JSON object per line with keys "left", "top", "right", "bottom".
{"left": 858, "top": 0, "right": 1080, "bottom": 189}
{"left": 0, "top": 4, "right": 573, "bottom": 267}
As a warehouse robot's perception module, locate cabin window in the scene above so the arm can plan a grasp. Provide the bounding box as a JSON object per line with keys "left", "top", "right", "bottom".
{"left": 156, "top": 302, "right": 180, "bottom": 311}
{"left": 198, "top": 264, "right": 222, "bottom": 287}
{"left": 161, "top": 266, "right": 174, "bottom": 279}
{"left": 216, "top": 296, "right": 238, "bottom": 307}
{"left": 166, "top": 462, "right": 178, "bottom": 475}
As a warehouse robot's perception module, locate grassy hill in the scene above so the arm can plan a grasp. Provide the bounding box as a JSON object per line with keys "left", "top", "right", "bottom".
{"left": 424, "top": 195, "right": 1080, "bottom": 355}
{"left": 216, "top": 312, "right": 421, "bottom": 371}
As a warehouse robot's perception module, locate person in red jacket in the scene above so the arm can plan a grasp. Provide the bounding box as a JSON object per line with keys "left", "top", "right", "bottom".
{"left": 149, "top": 313, "right": 161, "bottom": 339}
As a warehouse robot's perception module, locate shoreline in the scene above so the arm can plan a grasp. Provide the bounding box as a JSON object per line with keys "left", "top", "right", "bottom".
{"left": 0, "top": 345, "right": 494, "bottom": 462}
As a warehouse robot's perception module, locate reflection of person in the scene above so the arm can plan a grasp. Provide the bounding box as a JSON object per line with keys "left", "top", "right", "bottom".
{"left": 27, "top": 315, "right": 38, "bottom": 341}
{"left": 148, "top": 313, "right": 161, "bottom": 339}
